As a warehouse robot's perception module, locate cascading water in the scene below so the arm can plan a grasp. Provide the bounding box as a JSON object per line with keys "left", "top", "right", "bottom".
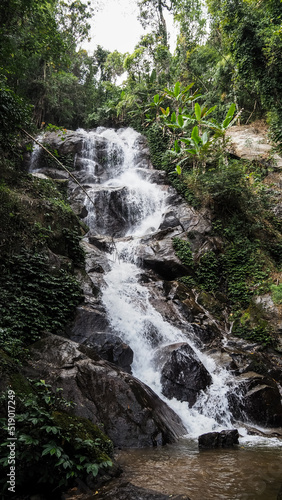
{"left": 77, "top": 126, "right": 244, "bottom": 439}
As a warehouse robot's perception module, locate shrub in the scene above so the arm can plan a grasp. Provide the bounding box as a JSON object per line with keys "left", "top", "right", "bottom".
{"left": 0, "top": 380, "right": 113, "bottom": 497}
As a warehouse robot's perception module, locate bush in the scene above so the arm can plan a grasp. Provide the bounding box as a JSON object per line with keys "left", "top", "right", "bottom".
{"left": 0, "top": 252, "right": 83, "bottom": 358}
{"left": 0, "top": 380, "right": 113, "bottom": 497}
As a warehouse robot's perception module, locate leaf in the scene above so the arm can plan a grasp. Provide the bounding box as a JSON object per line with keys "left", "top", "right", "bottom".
{"left": 174, "top": 140, "right": 181, "bottom": 152}
{"left": 171, "top": 111, "right": 176, "bottom": 123}
{"left": 150, "top": 69, "right": 156, "bottom": 82}
{"left": 194, "top": 102, "right": 201, "bottom": 121}
{"left": 191, "top": 126, "right": 200, "bottom": 143}
{"left": 202, "top": 105, "right": 217, "bottom": 118}
{"left": 154, "top": 94, "right": 159, "bottom": 104}
{"left": 179, "top": 137, "right": 191, "bottom": 145}
{"left": 225, "top": 102, "right": 236, "bottom": 119}
{"left": 174, "top": 81, "right": 180, "bottom": 97}
{"left": 177, "top": 114, "right": 184, "bottom": 128}
{"left": 183, "top": 82, "right": 194, "bottom": 93}
{"left": 176, "top": 165, "right": 182, "bottom": 175}
{"left": 202, "top": 131, "right": 209, "bottom": 145}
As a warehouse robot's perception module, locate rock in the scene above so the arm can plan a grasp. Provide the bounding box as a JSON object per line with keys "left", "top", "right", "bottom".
{"left": 136, "top": 231, "right": 192, "bottom": 280}
{"left": 198, "top": 429, "right": 239, "bottom": 449}
{"left": 24, "top": 334, "right": 186, "bottom": 448}
{"left": 229, "top": 372, "right": 282, "bottom": 427}
{"left": 94, "top": 481, "right": 191, "bottom": 500}
{"left": 142, "top": 319, "right": 164, "bottom": 347}
{"left": 82, "top": 333, "right": 133, "bottom": 374}
{"left": 227, "top": 124, "right": 282, "bottom": 169}
{"left": 70, "top": 305, "right": 110, "bottom": 343}
{"left": 159, "top": 209, "right": 182, "bottom": 230}
{"left": 82, "top": 239, "right": 112, "bottom": 274}
{"left": 157, "top": 343, "right": 212, "bottom": 407}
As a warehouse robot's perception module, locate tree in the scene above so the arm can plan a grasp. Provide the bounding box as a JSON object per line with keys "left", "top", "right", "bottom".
{"left": 137, "top": 0, "right": 172, "bottom": 47}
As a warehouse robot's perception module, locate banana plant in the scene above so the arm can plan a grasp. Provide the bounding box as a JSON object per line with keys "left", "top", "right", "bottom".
{"left": 175, "top": 126, "right": 212, "bottom": 172}
{"left": 163, "top": 81, "right": 198, "bottom": 105}
{"left": 203, "top": 103, "right": 237, "bottom": 139}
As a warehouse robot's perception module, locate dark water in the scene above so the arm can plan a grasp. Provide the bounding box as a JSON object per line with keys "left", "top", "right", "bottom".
{"left": 116, "top": 438, "right": 282, "bottom": 500}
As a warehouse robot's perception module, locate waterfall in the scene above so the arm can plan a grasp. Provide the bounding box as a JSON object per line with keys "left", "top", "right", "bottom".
{"left": 78, "top": 127, "right": 243, "bottom": 439}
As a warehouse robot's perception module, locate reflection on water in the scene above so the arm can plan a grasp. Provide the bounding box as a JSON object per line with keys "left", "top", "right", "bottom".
{"left": 116, "top": 438, "right": 282, "bottom": 500}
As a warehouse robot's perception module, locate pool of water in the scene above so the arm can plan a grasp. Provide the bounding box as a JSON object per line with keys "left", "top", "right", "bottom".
{"left": 116, "top": 437, "right": 282, "bottom": 500}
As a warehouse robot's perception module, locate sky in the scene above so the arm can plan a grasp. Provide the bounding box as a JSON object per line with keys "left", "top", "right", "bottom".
{"left": 84, "top": 0, "right": 177, "bottom": 54}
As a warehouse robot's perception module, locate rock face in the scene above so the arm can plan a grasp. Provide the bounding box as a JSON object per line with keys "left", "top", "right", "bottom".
{"left": 82, "top": 332, "right": 134, "bottom": 374}
{"left": 198, "top": 429, "right": 239, "bottom": 449}
{"left": 24, "top": 334, "right": 186, "bottom": 448}
{"left": 229, "top": 372, "right": 282, "bottom": 427}
{"left": 228, "top": 123, "right": 282, "bottom": 169}
{"left": 157, "top": 343, "right": 212, "bottom": 407}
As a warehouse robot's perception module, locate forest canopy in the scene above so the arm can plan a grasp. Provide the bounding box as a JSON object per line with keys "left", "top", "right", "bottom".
{"left": 0, "top": 0, "right": 281, "bottom": 143}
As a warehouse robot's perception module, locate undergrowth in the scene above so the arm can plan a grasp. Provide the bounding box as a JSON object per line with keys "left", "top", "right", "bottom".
{"left": 0, "top": 380, "right": 113, "bottom": 498}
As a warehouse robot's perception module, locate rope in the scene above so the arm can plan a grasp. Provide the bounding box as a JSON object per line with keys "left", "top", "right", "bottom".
{"left": 21, "top": 128, "right": 96, "bottom": 209}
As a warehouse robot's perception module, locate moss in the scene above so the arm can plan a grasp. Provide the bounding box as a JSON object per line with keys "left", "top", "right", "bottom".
{"left": 233, "top": 302, "right": 275, "bottom": 346}
{"left": 271, "top": 284, "right": 282, "bottom": 305}
{"left": 9, "top": 374, "right": 33, "bottom": 396}
{"left": 197, "top": 290, "right": 226, "bottom": 321}
{"left": 52, "top": 411, "right": 114, "bottom": 459}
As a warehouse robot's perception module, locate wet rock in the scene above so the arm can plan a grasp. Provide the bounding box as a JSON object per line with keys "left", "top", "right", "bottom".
{"left": 134, "top": 168, "right": 167, "bottom": 184}
{"left": 198, "top": 429, "right": 239, "bottom": 449}
{"left": 94, "top": 481, "right": 191, "bottom": 500}
{"left": 88, "top": 235, "right": 116, "bottom": 252}
{"left": 42, "top": 130, "right": 104, "bottom": 156}
{"left": 82, "top": 333, "right": 134, "bottom": 374}
{"left": 86, "top": 186, "right": 131, "bottom": 237}
{"left": 159, "top": 210, "right": 182, "bottom": 230}
{"left": 136, "top": 233, "right": 192, "bottom": 280}
{"left": 24, "top": 334, "right": 186, "bottom": 448}
{"left": 157, "top": 343, "right": 212, "bottom": 407}
{"left": 142, "top": 320, "right": 164, "bottom": 347}
{"left": 70, "top": 305, "right": 110, "bottom": 343}
{"left": 277, "top": 483, "right": 282, "bottom": 500}
{"left": 229, "top": 372, "right": 282, "bottom": 427}
{"left": 82, "top": 239, "right": 112, "bottom": 274}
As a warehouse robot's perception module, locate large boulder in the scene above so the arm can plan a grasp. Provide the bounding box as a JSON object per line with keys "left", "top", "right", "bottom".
{"left": 70, "top": 304, "right": 110, "bottom": 343}
{"left": 136, "top": 229, "right": 193, "bottom": 280}
{"left": 24, "top": 334, "right": 186, "bottom": 448}
{"left": 198, "top": 429, "right": 239, "bottom": 449}
{"left": 82, "top": 332, "right": 134, "bottom": 374}
{"left": 229, "top": 372, "right": 282, "bottom": 427}
{"left": 156, "top": 343, "right": 212, "bottom": 407}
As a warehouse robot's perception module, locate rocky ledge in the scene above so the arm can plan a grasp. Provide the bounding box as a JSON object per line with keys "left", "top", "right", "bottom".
{"left": 23, "top": 333, "right": 186, "bottom": 448}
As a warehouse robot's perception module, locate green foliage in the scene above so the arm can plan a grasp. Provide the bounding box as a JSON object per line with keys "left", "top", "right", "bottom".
{"left": 173, "top": 238, "right": 194, "bottom": 267}
{"left": 0, "top": 380, "right": 113, "bottom": 496}
{"left": 270, "top": 284, "right": 282, "bottom": 305}
{"left": 196, "top": 251, "right": 220, "bottom": 292}
{"left": 0, "top": 83, "right": 33, "bottom": 151}
{"left": 0, "top": 252, "right": 83, "bottom": 358}
{"left": 154, "top": 85, "right": 238, "bottom": 171}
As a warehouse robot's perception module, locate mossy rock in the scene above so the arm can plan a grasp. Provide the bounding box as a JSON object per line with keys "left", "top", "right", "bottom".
{"left": 9, "top": 373, "right": 33, "bottom": 396}
{"left": 52, "top": 411, "right": 114, "bottom": 460}
{"left": 197, "top": 290, "right": 226, "bottom": 322}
